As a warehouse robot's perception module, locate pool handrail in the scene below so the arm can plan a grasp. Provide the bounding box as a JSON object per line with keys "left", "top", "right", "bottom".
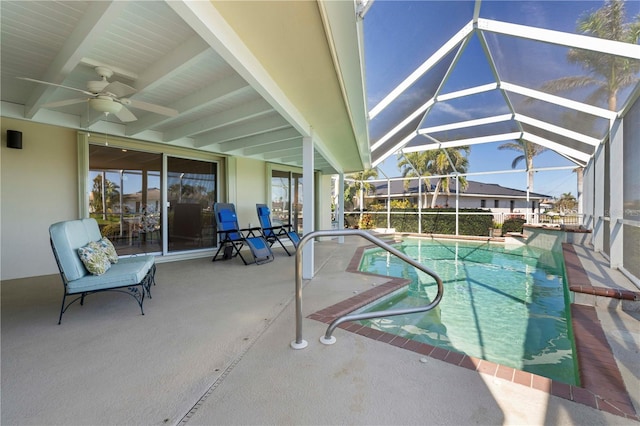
{"left": 292, "top": 229, "right": 444, "bottom": 349}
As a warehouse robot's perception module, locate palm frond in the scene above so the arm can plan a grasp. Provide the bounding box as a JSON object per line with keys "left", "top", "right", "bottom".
{"left": 539, "top": 76, "right": 603, "bottom": 93}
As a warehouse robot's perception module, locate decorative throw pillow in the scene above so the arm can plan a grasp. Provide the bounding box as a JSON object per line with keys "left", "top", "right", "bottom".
{"left": 78, "top": 242, "right": 111, "bottom": 275}
{"left": 96, "top": 237, "right": 118, "bottom": 264}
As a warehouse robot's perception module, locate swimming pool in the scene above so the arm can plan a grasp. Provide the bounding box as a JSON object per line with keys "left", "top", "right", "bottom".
{"left": 356, "top": 238, "right": 579, "bottom": 385}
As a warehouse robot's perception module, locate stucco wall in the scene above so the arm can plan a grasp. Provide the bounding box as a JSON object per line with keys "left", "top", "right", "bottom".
{"left": 1, "top": 118, "right": 78, "bottom": 280}
{"left": 0, "top": 120, "right": 333, "bottom": 280}
{"left": 235, "top": 157, "right": 267, "bottom": 227}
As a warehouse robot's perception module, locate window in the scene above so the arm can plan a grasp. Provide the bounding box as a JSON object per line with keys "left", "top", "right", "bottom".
{"left": 494, "top": 200, "right": 499, "bottom": 209}
{"left": 271, "top": 169, "right": 303, "bottom": 234}
{"left": 510, "top": 200, "right": 515, "bottom": 213}
{"left": 480, "top": 199, "right": 486, "bottom": 208}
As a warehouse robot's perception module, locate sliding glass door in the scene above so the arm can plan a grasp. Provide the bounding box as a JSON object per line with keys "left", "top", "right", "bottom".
{"left": 88, "top": 143, "right": 218, "bottom": 256}
{"left": 167, "top": 157, "right": 216, "bottom": 252}
{"left": 271, "top": 170, "right": 303, "bottom": 234}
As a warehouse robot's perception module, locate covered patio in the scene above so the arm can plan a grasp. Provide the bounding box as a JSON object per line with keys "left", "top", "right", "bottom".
{"left": 1, "top": 0, "right": 639, "bottom": 424}
{"left": 2, "top": 237, "right": 638, "bottom": 425}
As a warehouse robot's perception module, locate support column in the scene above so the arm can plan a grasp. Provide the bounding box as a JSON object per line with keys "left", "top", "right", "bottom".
{"left": 583, "top": 162, "right": 594, "bottom": 230}
{"left": 609, "top": 118, "right": 624, "bottom": 269}
{"left": 302, "top": 136, "right": 314, "bottom": 279}
{"left": 338, "top": 173, "right": 345, "bottom": 243}
{"left": 593, "top": 143, "right": 605, "bottom": 253}
{"left": 455, "top": 175, "right": 459, "bottom": 236}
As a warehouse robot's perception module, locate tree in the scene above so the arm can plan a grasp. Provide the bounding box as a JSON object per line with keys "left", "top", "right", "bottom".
{"left": 90, "top": 174, "right": 120, "bottom": 219}
{"left": 429, "top": 148, "right": 470, "bottom": 208}
{"left": 539, "top": 0, "right": 640, "bottom": 210}
{"left": 397, "top": 148, "right": 470, "bottom": 208}
{"left": 397, "top": 152, "right": 431, "bottom": 207}
{"left": 498, "top": 139, "right": 547, "bottom": 192}
{"left": 540, "top": 0, "right": 640, "bottom": 112}
{"left": 555, "top": 192, "right": 578, "bottom": 214}
{"left": 344, "top": 169, "right": 378, "bottom": 210}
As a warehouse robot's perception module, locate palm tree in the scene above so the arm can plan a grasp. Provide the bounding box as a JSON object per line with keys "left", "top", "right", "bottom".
{"left": 397, "top": 148, "right": 470, "bottom": 208}
{"left": 540, "top": 0, "right": 640, "bottom": 112}
{"left": 555, "top": 192, "right": 578, "bottom": 214}
{"left": 90, "top": 174, "right": 120, "bottom": 219}
{"left": 344, "top": 169, "right": 378, "bottom": 210}
{"left": 498, "top": 139, "right": 547, "bottom": 193}
{"left": 538, "top": 0, "right": 640, "bottom": 212}
{"left": 397, "top": 152, "right": 431, "bottom": 207}
{"left": 429, "top": 148, "right": 470, "bottom": 208}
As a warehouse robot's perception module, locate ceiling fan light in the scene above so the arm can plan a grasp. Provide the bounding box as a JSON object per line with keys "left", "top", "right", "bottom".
{"left": 89, "top": 97, "right": 122, "bottom": 114}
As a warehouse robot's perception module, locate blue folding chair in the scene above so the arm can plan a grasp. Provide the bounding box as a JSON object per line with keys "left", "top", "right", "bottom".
{"left": 212, "top": 203, "right": 273, "bottom": 265}
{"left": 256, "top": 204, "right": 301, "bottom": 256}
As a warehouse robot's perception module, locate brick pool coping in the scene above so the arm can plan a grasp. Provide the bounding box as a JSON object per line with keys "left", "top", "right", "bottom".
{"left": 308, "top": 243, "right": 638, "bottom": 420}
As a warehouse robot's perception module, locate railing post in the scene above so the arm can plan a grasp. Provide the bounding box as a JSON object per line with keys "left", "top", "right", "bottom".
{"left": 291, "top": 229, "right": 443, "bottom": 349}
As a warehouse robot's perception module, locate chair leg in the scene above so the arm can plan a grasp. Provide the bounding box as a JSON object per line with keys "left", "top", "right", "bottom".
{"left": 212, "top": 242, "right": 226, "bottom": 261}
{"left": 274, "top": 236, "right": 291, "bottom": 256}
{"left": 58, "top": 293, "right": 67, "bottom": 325}
{"left": 233, "top": 244, "right": 249, "bottom": 265}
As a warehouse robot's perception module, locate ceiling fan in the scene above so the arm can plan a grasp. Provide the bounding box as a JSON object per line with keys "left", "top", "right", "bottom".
{"left": 18, "top": 66, "right": 178, "bottom": 122}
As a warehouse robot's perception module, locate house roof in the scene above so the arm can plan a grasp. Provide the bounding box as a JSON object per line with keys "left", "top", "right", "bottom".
{"left": 0, "top": 1, "right": 369, "bottom": 174}
{"left": 369, "top": 178, "right": 549, "bottom": 199}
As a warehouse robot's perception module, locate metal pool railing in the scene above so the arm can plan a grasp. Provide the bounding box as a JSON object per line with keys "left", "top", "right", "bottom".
{"left": 291, "top": 229, "right": 444, "bottom": 349}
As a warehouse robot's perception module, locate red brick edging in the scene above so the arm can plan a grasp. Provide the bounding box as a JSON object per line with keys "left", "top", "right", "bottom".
{"left": 562, "top": 243, "right": 640, "bottom": 301}
{"left": 308, "top": 241, "right": 638, "bottom": 420}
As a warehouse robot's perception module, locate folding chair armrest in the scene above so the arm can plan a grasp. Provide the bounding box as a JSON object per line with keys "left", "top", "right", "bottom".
{"left": 217, "top": 229, "right": 240, "bottom": 235}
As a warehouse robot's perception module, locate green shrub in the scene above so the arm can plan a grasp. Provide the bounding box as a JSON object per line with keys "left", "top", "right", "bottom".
{"left": 370, "top": 208, "right": 493, "bottom": 236}
{"left": 503, "top": 217, "right": 526, "bottom": 233}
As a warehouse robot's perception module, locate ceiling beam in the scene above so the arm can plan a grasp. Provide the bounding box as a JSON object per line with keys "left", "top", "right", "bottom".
{"left": 478, "top": 18, "right": 640, "bottom": 60}
{"left": 403, "top": 132, "right": 523, "bottom": 153}
{"left": 165, "top": 98, "right": 273, "bottom": 142}
{"left": 133, "top": 35, "right": 211, "bottom": 92}
{"left": 25, "top": 1, "right": 126, "bottom": 118}
{"left": 436, "top": 82, "right": 498, "bottom": 102}
{"left": 370, "top": 98, "right": 434, "bottom": 152}
{"left": 371, "top": 131, "right": 419, "bottom": 168}
{"left": 243, "top": 138, "right": 302, "bottom": 156}
{"left": 418, "top": 113, "right": 512, "bottom": 134}
{"left": 369, "top": 20, "right": 474, "bottom": 119}
{"left": 501, "top": 82, "right": 616, "bottom": 120}
{"left": 262, "top": 147, "right": 301, "bottom": 160}
{"left": 167, "top": 0, "right": 312, "bottom": 138}
{"left": 522, "top": 132, "right": 592, "bottom": 163}
{"left": 193, "top": 114, "right": 290, "bottom": 147}
{"left": 125, "top": 74, "right": 250, "bottom": 136}
{"left": 515, "top": 113, "right": 600, "bottom": 147}
{"left": 216, "top": 128, "right": 300, "bottom": 153}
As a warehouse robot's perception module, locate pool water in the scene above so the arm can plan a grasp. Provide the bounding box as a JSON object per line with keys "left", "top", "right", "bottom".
{"left": 357, "top": 238, "right": 579, "bottom": 385}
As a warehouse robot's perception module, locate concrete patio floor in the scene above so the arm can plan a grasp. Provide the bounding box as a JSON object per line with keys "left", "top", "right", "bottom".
{"left": 2, "top": 236, "right": 638, "bottom": 425}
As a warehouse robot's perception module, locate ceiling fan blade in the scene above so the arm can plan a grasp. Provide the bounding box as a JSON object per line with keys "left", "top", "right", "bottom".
{"left": 103, "top": 81, "right": 137, "bottom": 98}
{"left": 17, "top": 77, "right": 93, "bottom": 96}
{"left": 124, "top": 99, "right": 179, "bottom": 117}
{"left": 41, "top": 98, "right": 88, "bottom": 108}
{"left": 115, "top": 105, "right": 137, "bottom": 122}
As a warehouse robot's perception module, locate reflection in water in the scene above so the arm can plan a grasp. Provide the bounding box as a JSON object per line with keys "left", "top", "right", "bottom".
{"left": 358, "top": 238, "right": 577, "bottom": 385}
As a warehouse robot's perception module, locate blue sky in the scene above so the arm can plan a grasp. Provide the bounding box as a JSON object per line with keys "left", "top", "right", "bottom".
{"left": 363, "top": 0, "right": 639, "bottom": 199}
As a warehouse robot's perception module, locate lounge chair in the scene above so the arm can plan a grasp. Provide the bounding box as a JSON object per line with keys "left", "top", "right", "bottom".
{"left": 212, "top": 203, "right": 273, "bottom": 265}
{"left": 256, "top": 204, "right": 301, "bottom": 256}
